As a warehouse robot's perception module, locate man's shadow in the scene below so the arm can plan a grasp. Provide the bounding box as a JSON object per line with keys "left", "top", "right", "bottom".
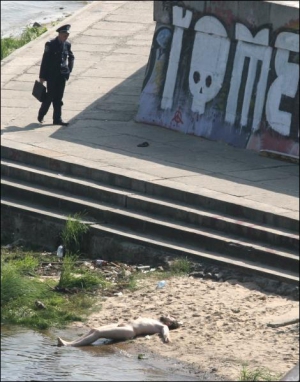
{"left": 1, "top": 122, "right": 64, "bottom": 135}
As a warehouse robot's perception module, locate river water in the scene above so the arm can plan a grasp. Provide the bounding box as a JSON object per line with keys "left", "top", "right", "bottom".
{"left": 1, "top": 325, "right": 201, "bottom": 381}
{"left": 1, "top": 1, "right": 91, "bottom": 38}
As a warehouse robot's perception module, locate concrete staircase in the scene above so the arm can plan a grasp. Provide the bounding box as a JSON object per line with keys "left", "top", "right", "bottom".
{"left": 1, "top": 146, "right": 299, "bottom": 285}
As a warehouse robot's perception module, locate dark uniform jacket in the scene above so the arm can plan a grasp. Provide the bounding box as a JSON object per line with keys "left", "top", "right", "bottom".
{"left": 39, "top": 37, "right": 75, "bottom": 81}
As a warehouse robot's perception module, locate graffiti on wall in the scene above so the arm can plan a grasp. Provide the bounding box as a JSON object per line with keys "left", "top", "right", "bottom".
{"left": 136, "top": 5, "right": 299, "bottom": 156}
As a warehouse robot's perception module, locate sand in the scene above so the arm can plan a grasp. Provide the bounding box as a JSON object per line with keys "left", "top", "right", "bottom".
{"left": 69, "top": 273, "right": 299, "bottom": 381}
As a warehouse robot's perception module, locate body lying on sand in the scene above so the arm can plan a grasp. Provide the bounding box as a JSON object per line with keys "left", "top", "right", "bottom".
{"left": 57, "top": 316, "right": 182, "bottom": 346}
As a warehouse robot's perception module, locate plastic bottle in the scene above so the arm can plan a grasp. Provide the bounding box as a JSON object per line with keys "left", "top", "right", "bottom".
{"left": 156, "top": 280, "right": 166, "bottom": 289}
{"left": 57, "top": 245, "right": 64, "bottom": 258}
{"left": 95, "top": 259, "right": 108, "bottom": 267}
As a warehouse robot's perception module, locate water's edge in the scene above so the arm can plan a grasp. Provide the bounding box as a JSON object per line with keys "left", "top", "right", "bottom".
{"left": 1, "top": 325, "right": 206, "bottom": 381}
{"left": 1, "top": 1, "right": 91, "bottom": 38}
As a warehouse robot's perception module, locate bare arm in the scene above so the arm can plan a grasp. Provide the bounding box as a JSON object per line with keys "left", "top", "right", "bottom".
{"left": 161, "top": 324, "right": 170, "bottom": 343}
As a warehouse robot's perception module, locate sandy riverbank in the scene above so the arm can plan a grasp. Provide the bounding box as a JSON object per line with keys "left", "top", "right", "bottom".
{"left": 68, "top": 273, "right": 299, "bottom": 381}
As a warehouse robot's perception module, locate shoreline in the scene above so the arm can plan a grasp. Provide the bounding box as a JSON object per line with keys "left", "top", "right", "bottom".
{"left": 73, "top": 273, "right": 299, "bottom": 381}
{"left": 1, "top": 1, "right": 91, "bottom": 39}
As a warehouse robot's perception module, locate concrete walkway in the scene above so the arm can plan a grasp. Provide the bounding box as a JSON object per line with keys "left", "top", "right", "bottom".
{"left": 1, "top": 1, "right": 299, "bottom": 222}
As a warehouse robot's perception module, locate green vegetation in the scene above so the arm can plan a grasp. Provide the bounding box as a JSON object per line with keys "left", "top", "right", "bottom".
{"left": 1, "top": 249, "right": 193, "bottom": 330}
{"left": 1, "top": 25, "right": 47, "bottom": 60}
{"left": 239, "top": 364, "right": 282, "bottom": 381}
{"left": 1, "top": 212, "right": 195, "bottom": 330}
{"left": 57, "top": 253, "right": 108, "bottom": 290}
{"left": 60, "top": 212, "right": 89, "bottom": 255}
{"left": 169, "top": 257, "right": 191, "bottom": 274}
{"left": 1, "top": 213, "right": 102, "bottom": 330}
{"left": 1, "top": 250, "right": 106, "bottom": 330}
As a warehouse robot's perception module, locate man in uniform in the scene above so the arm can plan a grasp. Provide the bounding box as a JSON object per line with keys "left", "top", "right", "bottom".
{"left": 38, "top": 24, "right": 75, "bottom": 126}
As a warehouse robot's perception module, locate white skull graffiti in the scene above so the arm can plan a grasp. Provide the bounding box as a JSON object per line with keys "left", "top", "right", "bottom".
{"left": 189, "top": 16, "right": 230, "bottom": 114}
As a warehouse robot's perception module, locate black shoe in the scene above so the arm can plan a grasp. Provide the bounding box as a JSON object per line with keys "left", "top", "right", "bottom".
{"left": 38, "top": 116, "right": 44, "bottom": 123}
{"left": 53, "top": 120, "right": 69, "bottom": 126}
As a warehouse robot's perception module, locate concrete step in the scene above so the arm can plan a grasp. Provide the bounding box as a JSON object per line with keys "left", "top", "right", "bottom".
{"left": 2, "top": 179, "right": 298, "bottom": 274}
{"left": 1, "top": 160, "right": 298, "bottom": 251}
{"left": 1, "top": 145, "right": 298, "bottom": 233}
{"left": 1, "top": 146, "right": 299, "bottom": 284}
{"left": 1, "top": 199, "right": 298, "bottom": 285}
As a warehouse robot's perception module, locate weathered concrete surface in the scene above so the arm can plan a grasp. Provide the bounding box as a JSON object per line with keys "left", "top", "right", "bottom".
{"left": 138, "top": 1, "right": 299, "bottom": 156}
{"left": 280, "top": 362, "right": 299, "bottom": 381}
{"left": 1, "top": 1, "right": 299, "bottom": 225}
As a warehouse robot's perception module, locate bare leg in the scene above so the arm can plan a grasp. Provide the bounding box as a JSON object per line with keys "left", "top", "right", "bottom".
{"left": 57, "top": 328, "right": 102, "bottom": 347}
{"left": 57, "top": 324, "right": 135, "bottom": 347}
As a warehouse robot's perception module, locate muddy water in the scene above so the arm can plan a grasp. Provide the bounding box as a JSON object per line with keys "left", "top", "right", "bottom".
{"left": 1, "top": 325, "right": 200, "bottom": 381}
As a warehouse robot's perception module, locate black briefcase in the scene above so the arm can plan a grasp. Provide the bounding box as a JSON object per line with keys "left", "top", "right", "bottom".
{"left": 32, "top": 80, "right": 47, "bottom": 102}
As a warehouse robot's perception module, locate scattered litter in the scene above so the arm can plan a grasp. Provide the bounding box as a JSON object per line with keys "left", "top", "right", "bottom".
{"left": 92, "top": 259, "right": 108, "bottom": 267}
{"left": 156, "top": 280, "right": 166, "bottom": 289}
{"left": 113, "top": 292, "right": 123, "bottom": 297}
{"left": 136, "top": 265, "right": 151, "bottom": 271}
{"left": 56, "top": 245, "right": 64, "bottom": 258}
{"left": 137, "top": 141, "right": 149, "bottom": 147}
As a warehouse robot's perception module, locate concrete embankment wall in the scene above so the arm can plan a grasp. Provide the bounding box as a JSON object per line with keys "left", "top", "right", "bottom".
{"left": 136, "top": 1, "right": 299, "bottom": 157}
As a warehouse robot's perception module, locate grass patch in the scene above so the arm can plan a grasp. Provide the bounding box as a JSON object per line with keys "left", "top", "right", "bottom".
{"left": 169, "top": 257, "right": 191, "bottom": 274}
{"left": 1, "top": 250, "right": 102, "bottom": 330}
{"left": 13, "top": 254, "right": 40, "bottom": 275}
{"left": 239, "top": 364, "right": 282, "bottom": 381}
{"left": 1, "top": 25, "right": 47, "bottom": 60}
{"left": 60, "top": 212, "right": 89, "bottom": 255}
{"left": 58, "top": 253, "right": 108, "bottom": 290}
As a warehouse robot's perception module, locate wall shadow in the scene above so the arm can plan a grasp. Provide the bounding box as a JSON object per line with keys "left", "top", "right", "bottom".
{"left": 3, "top": 65, "right": 299, "bottom": 199}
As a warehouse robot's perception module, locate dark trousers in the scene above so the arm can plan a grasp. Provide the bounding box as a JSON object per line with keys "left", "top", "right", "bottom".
{"left": 38, "top": 75, "right": 66, "bottom": 122}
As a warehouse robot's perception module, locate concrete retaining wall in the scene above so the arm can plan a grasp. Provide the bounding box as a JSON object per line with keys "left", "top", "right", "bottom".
{"left": 136, "top": 1, "right": 299, "bottom": 157}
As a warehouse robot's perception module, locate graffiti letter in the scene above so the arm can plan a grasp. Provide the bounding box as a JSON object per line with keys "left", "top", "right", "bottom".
{"left": 189, "top": 16, "right": 230, "bottom": 115}
{"left": 161, "top": 6, "right": 192, "bottom": 110}
{"left": 225, "top": 24, "right": 272, "bottom": 130}
{"left": 266, "top": 32, "right": 299, "bottom": 136}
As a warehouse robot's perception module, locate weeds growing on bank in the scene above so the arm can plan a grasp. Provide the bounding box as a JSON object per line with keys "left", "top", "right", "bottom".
{"left": 1, "top": 25, "right": 47, "bottom": 60}
{"left": 1, "top": 250, "right": 106, "bottom": 330}
{"left": 1, "top": 248, "right": 193, "bottom": 330}
{"left": 169, "top": 257, "right": 191, "bottom": 274}
{"left": 57, "top": 253, "right": 108, "bottom": 290}
{"left": 1, "top": 211, "right": 194, "bottom": 330}
{"left": 60, "top": 212, "right": 89, "bottom": 255}
{"left": 1, "top": 213, "right": 100, "bottom": 329}
{"left": 239, "top": 364, "right": 282, "bottom": 381}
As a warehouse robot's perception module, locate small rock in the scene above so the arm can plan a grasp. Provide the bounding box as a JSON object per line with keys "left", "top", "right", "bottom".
{"left": 35, "top": 300, "right": 46, "bottom": 309}
{"left": 231, "top": 308, "right": 240, "bottom": 313}
{"left": 189, "top": 271, "right": 205, "bottom": 278}
{"left": 214, "top": 272, "right": 224, "bottom": 281}
{"left": 258, "top": 295, "right": 267, "bottom": 300}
